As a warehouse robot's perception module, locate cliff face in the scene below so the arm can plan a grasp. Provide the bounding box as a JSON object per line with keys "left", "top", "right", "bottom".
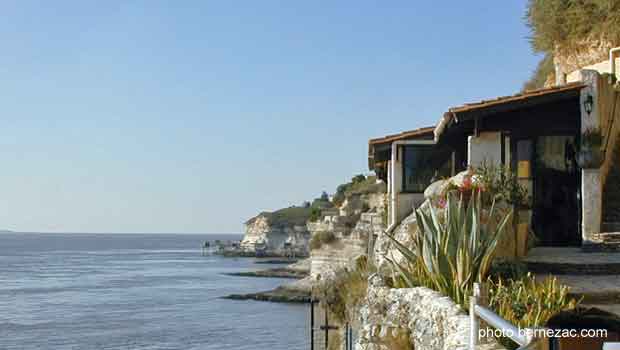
{"left": 241, "top": 214, "right": 311, "bottom": 257}
{"left": 239, "top": 175, "right": 386, "bottom": 259}
{"left": 308, "top": 192, "right": 386, "bottom": 280}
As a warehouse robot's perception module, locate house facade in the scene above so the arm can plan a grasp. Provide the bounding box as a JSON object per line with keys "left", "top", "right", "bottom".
{"left": 369, "top": 49, "right": 620, "bottom": 253}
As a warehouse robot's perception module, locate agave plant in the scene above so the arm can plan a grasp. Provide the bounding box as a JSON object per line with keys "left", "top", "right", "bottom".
{"left": 386, "top": 189, "right": 512, "bottom": 308}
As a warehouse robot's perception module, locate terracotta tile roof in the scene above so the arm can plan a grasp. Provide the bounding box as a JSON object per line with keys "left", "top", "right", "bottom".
{"left": 368, "top": 126, "right": 435, "bottom": 145}
{"left": 446, "top": 82, "right": 586, "bottom": 115}
{"left": 434, "top": 82, "right": 586, "bottom": 140}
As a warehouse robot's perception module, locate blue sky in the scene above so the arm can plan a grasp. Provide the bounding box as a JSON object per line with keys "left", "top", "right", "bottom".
{"left": 0, "top": 1, "right": 539, "bottom": 234}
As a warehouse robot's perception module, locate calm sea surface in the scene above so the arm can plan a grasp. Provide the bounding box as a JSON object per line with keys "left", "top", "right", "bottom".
{"left": 0, "top": 233, "right": 308, "bottom": 350}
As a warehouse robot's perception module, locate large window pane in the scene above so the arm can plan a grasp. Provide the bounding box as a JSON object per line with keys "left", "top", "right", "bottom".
{"left": 402, "top": 145, "right": 452, "bottom": 193}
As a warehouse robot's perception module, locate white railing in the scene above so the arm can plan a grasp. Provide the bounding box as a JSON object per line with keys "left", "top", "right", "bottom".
{"left": 469, "top": 283, "right": 548, "bottom": 350}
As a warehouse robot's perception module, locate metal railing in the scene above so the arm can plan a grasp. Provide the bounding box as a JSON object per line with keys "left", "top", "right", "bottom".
{"left": 469, "top": 283, "right": 548, "bottom": 350}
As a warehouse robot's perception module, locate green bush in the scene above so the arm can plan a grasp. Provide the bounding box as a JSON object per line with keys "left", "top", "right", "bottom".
{"left": 308, "top": 207, "right": 322, "bottom": 222}
{"left": 523, "top": 1, "right": 620, "bottom": 89}
{"left": 488, "top": 259, "right": 528, "bottom": 282}
{"left": 309, "top": 231, "right": 337, "bottom": 250}
{"left": 387, "top": 190, "right": 512, "bottom": 307}
{"left": 526, "top": 0, "right": 620, "bottom": 55}
{"left": 332, "top": 175, "right": 386, "bottom": 207}
{"left": 488, "top": 273, "right": 581, "bottom": 349}
{"left": 351, "top": 174, "right": 366, "bottom": 184}
{"left": 476, "top": 163, "right": 528, "bottom": 207}
{"left": 249, "top": 206, "right": 313, "bottom": 227}
{"left": 316, "top": 255, "right": 373, "bottom": 323}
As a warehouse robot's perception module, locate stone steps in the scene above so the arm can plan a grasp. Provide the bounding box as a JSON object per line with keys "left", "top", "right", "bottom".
{"left": 525, "top": 247, "right": 620, "bottom": 275}
{"left": 605, "top": 213, "right": 620, "bottom": 222}
{"left": 582, "top": 243, "right": 620, "bottom": 253}
{"left": 583, "top": 232, "right": 620, "bottom": 252}
{"left": 594, "top": 232, "right": 620, "bottom": 241}
{"left": 536, "top": 274, "right": 620, "bottom": 305}
{"left": 527, "top": 260, "right": 620, "bottom": 274}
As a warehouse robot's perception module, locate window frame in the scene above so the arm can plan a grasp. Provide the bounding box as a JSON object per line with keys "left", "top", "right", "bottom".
{"left": 400, "top": 142, "right": 442, "bottom": 194}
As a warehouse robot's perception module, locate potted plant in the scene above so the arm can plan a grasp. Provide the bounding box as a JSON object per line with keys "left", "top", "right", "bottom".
{"left": 577, "top": 128, "right": 605, "bottom": 168}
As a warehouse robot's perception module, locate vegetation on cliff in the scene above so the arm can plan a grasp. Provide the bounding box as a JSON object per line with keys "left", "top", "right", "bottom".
{"left": 245, "top": 194, "right": 333, "bottom": 227}
{"left": 246, "top": 174, "right": 385, "bottom": 227}
{"left": 245, "top": 206, "right": 315, "bottom": 227}
{"left": 315, "top": 255, "right": 373, "bottom": 324}
{"left": 332, "top": 175, "right": 386, "bottom": 207}
{"left": 524, "top": 0, "right": 620, "bottom": 89}
{"left": 308, "top": 231, "right": 337, "bottom": 250}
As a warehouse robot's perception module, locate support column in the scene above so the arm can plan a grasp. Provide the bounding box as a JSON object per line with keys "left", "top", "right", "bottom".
{"left": 579, "top": 70, "right": 603, "bottom": 244}
{"left": 582, "top": 169, "right": 602, "bottom": 244}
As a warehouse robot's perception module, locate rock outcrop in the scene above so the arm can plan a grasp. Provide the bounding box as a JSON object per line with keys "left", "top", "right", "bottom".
{"left": 308, "top": 191, "right": 386, "bottom": 280}
{"left": 240, "top": 175, "right": 386, "bottom": 259}
{"left": 241, "top": 209, "right": 311, "bottom": 257}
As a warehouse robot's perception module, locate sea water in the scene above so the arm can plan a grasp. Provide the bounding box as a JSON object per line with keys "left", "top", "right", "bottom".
{"left": 0, "top": 233, "right": 307, "bottom": 350}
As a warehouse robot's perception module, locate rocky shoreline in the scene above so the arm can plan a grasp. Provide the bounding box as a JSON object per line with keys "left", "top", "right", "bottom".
{"left": 222, "top": 259, "right": 312, "bottom": 303}
{"left": 223, "top": 284, "right": 311, "bottom": 303}
{"left": 224, "top": 267, "right": 307, "bottom": 279}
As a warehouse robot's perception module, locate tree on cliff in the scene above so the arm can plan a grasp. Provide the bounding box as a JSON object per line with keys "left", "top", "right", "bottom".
{"left": 523, "top": 0, "right": 620, "bottom": 90}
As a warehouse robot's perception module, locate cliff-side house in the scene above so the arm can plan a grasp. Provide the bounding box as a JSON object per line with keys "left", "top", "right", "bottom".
{"left": 369, "top": 50, "right": 620, "bottom": 255}
{"left": 363, "top": 50, "right": 620, "bottom": 348}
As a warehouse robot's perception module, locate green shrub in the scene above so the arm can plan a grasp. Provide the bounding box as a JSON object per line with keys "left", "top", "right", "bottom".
{"left": 351, "top": 174, "right": 366, "bottom": 184}
{"left": 476, "top": 163, "right": 528, "bottom": 207}
{"left": 332, "top": 192, "right": 345, "bottom": 207}
{"left": 316, "top": 255, "right": 373, "bottom": 323}
{"left": 488, "top": 273, "right": 581, "bottom": 349}
{"left": 526, "top": 0, "right": 620, "bottom": 55}
{"left": 248, "top": 206, "right": 313, "bottom": 227}
{"left": 309, "top": 236, "right": 322, "bottom": 250}
{"left": 309, "top": 231, "right": 337, "bottom": 250}
{"left": 488, "top": 259, "right": 528, "bottom": 282}
{"left": 332, "top": 175, "right": 386, "bottom": 208}
{"left": 308, "top": 207, "right": 322, "bottom": 222}
{"left": 387, "top": 190, "right": 512, "bottom": 308}
{"left": 523, "top": 1, "right": 620, "bottom": 90}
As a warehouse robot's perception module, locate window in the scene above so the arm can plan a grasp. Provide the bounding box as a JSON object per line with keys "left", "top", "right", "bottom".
{"left": 402, "top": 145, "right": 453, "bottom": 193}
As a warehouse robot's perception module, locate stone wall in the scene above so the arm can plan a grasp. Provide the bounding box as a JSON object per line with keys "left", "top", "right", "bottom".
{"left": 555, "top": 41, "right": 613, "bottom": 83}
{"left": 355, "top": 275, "right": 503, "bottom": 350}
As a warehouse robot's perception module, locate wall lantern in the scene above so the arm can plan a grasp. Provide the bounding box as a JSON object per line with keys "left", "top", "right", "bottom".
{"left": 583, "top": 93, "right": 594, "bottom": 115}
